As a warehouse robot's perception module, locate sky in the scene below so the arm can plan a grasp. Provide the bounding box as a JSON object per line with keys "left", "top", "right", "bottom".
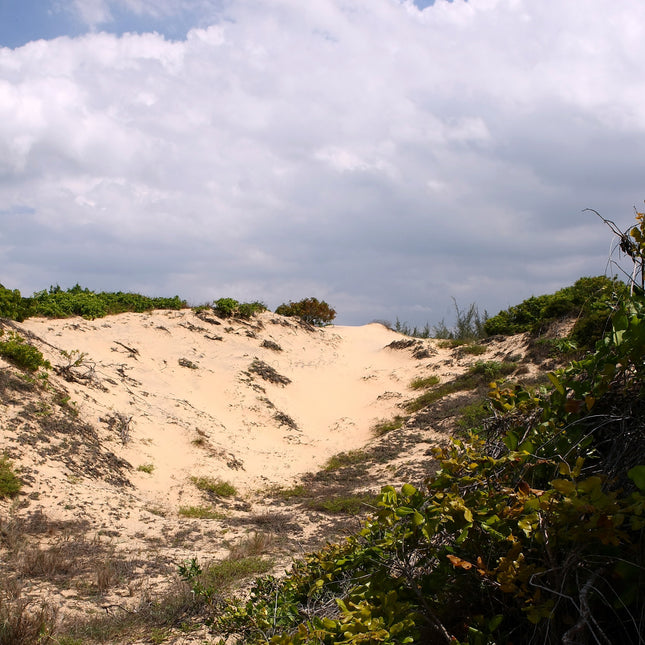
{"left": 1, "top": 0, "right": 644, "bottom": 327}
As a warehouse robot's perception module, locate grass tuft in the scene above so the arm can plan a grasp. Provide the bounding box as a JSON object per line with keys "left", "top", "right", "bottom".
{"left": 178, "top": 506, "right": 225, "bottom": 520}
{"left": 190, "top": 476, "right": 236, "bottom": 498}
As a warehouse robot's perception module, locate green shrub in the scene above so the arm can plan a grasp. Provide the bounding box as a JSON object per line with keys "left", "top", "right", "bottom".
{"left": 275, "top": 297, "right": 336, "bottom": 326}
{"left": 0, "top": 284, "right": 29, "bottom": 321}
{"left": 323, "top": 450, "right": 369, "bottom": 471}
{"left": 212, "top": 298, "right": 266, "bottom": 319}
{"left": 237, "top": 301, "right": 266, "bottom": 319}
{"left": 20, "top": 284, "right": 185, "bottom": 320}
{"left": 467, "top": 360, "right": 516, "bottom": 380}
{"left": 459, "top": 343, "right": 487, "bottom": 355}
{"left": 213, "top": 298, "right": 240, "bottom": 317}
{"left": 306, "top": 493, "right": 378, "bottom": 515}
{"left": 371, "top": 415, "right": 406, "bottom": 437}
{"left": 0, "top": 454, "right": 22, "bottom": 498}
{"left": 0, "top": 331, "right": 50, "bottom": 372}
{"left": 484, "top": 275, "right": 628, "bottom": 346}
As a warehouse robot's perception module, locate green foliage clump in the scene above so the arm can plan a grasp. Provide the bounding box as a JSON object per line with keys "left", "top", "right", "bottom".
{"left": 3, "top": 284, "right": 187, "bottom": 321}
{"left": 212, "top": 298, "right": 266, "bottom": 319}
{"left": 0, "top": 454, "right": 22, "bottom": 498}
{"left": 306, "top": 493, "right": 379, "bottom": 515}
{"left": 275, "top": 297, "right": 336, "bottom": 326}
{"left": 0, "top": 330, "right": 50, "bottom": 372}
{"left": 0, "top": 284, "right": 29, "bottom": 321}
{"left": 204, "top": 211, "right": 645, "bottom": 645}
{"left": 484, "top": 275, "right": 627, "bottom": 347}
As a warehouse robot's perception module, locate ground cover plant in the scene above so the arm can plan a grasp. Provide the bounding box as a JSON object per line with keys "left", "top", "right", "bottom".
{"left": 0, "top": 454, "right": 21, "bottom": 498}
{"left": 192, "top": 211, "right": 645, "bottom": 644}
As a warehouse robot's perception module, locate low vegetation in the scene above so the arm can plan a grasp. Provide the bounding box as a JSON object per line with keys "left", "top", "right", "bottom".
{"left": 0, "top": 283, "right": 186, "bottom": 321}
{"left": 484, "top": 275, "right": 627, "bottom": 347}
{"left": 404, "top": 361, "right": 516, "bottom": 414}
{"left": 190, "top": 476, "right": 237, "bottom": 498}
{"left": 0, "top": 330, "right": 51, "bottom": 372}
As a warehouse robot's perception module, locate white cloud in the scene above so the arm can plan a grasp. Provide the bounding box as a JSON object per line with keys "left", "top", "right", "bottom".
{"left": 71, "top": 0, "right": 113, "bottom": 27}
{"left": 1, "top": 0, "right": 645, "bottom": 324}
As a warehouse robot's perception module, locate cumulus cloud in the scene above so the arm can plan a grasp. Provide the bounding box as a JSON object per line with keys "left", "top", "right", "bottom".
{"left": 1, "top": 0, "right": 644, "bottom": 325}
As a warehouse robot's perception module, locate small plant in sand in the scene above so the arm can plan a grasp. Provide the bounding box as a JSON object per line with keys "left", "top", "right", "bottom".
{"left": 371, "top": 415, "right": 407, "bottom": 437}
{"left": 0, "top": 454, "right": 22, "bottom": 498}
{"left": 323, "top": 450, "right": 369, "bottom": 471}
{"left": 137, "top": 463, "right": 155, "bottom": 474}
{"left": 410, "top": 375, "right": 440, "bottom": 390}
{"left": 190, "top": 476, "right": 237, "bottom": 498}
{"left": 178, "top": 505, "right": 225, "bottom": 520}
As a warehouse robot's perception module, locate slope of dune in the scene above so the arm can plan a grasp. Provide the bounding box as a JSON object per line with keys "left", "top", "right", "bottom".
{"left": 0, "top": 309, "right": 531, "bottom": 641}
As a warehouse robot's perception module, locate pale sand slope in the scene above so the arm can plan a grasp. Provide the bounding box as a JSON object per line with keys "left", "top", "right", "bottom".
{"left": 12, "top": 309, "right": 437, "bottom": 518}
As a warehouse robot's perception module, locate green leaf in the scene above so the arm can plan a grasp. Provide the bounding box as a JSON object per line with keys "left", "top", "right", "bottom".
{"left": 503, "top": 431, "right": 518, "bottom": 451}
{"left": 401, "top": 483, "right": 417, "bottom": 497}
{"left": 628, "top": 465, "right": 645, "bottom": 491}
{"left": 412, "top": 510, "right": 425, "bottom": 526}
{"left": 547, "top": 372, "right": 565, "bottom": 395}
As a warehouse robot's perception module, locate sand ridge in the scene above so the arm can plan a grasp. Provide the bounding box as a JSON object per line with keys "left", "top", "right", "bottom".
{"left": 16, "top": 311, "right": 426, "bottom": 493}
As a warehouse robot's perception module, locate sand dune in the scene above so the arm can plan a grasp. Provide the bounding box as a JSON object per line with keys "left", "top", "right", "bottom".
{"left": 0, "top": 308, "right": 528, "bottom": 638}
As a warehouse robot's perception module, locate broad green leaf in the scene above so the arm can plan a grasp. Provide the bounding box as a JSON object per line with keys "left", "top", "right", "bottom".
{"left": 401, "top": 483, "right": 417, "bottom": 497}
{"left": 628, "top": 465, "right": 645, "bottom": 491}
{"left": 551, "top": 479, "right": 576, "bottom": 495}
{"left": 503, "top": 431, "right": 518, "bottom": 451}
{"left": 547, "top": 372, "right": 565, "bottom": 395}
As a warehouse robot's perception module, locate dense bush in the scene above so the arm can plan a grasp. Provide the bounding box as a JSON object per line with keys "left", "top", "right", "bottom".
{"left": 275, "top": 297, "right": 336, "bottom": 326}
{"left": 196, "top": 212, "right": 645, "bottom": 645}
{"left": 484, "top": 275, "right": 628, "bottom": 346}
{"left": 0, "top": 284, "right": 29, "bottom": 321}
{"left": 212, "top": 298, "right": 266, "bottom": 319}
{"left": 0, "top": 284, "right": 187, "bottom": 320}
{"left": 26, "top": 284, "right": 186, "bottom": 319}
